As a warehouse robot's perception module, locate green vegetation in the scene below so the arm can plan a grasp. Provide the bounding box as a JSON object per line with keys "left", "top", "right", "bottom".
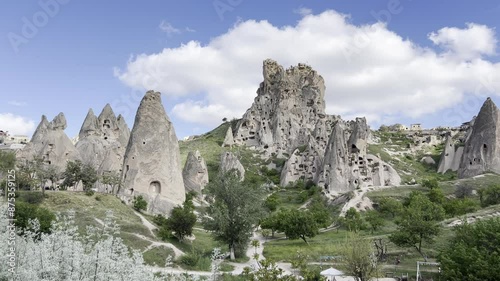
{"left": 132, "top": 195, "right": 148, "bottom": 212}
{"left": 156, "top": 193, "right": 197, "bottom": 241}
{"left": 439, "top": 218, "right": 500, "bottom": 281}
{"left": 143, "top": 246, "right": 175, "bottom": 267}
{"left": 62, "top": 160, "right": 98, "bottom": 191}
{"left": 14, "top": 200, "right": 55, "bottom": 235}
{"left": 203, "top": 170, "right": 265, "bottom": 259}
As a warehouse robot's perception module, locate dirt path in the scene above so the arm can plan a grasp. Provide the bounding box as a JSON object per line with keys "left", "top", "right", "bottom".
{"left": 339, "top": 184, "right": 403, "bottom": 216}
{"left": 134, "top": 211, "right": 157, "bottom": 237}
{"left": 132, "top": 233, "right": 185, "bottom": 257}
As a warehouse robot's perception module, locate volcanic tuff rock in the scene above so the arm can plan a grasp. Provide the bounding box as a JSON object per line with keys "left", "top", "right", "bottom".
{"left": 182, "top": 150, "right": 209, "bottom": 195}
{"left": 437, "top": 135, "right": 463, "bottom": 174}
{"left": 220, "top": 151, "right": 245, "bottom": 181}
{"left": 120, "top": 90, "right": 185, "bottom": 214}
{"left": 75, "top": 105, "right": 130, "bottom": 176}
{"left": 233, "top": 59, "right": 338, "bottom": 156}
{"left": 222, "top": 126, "right": 235, "bottom": 147}
{"left": 317, "top": 119, "right": 400, "bottom": 193}
{"left": 17, "top": 113, "right": 80, "bottom": 171}
{"left": 458, "top": 98, "right": 500, "bottom": 178}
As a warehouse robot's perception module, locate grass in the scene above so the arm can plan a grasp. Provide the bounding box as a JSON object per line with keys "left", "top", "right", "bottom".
{"left": 143, "top": 246, "right": 176, "bottom": 267}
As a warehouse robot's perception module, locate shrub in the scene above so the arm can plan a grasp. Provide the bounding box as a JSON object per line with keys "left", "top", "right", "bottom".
{"left": 179, "top": 252, "right": 200, "bottom": 267}
{"left": 14, "top": 201, "right": 55, "bottom": 235}
{"left": 18, "top": 192, "right": 45, "bottom": 204}
{"left": 479, "top": 184, "right": 500, "bottom": 207}
{"left": 421, "top": 178, "right": 439, "bottom": 189}
{"left": 85, "top": 190, "right": 95, "bottom": 196}
{"left": 444, "top": 198, "right": 478, "bottom": 217}
{"left": 95, "top": 195, "right": 101, "bottom": 201}
{"left": 133, "top": 195, "right": 148, "bottom": 212}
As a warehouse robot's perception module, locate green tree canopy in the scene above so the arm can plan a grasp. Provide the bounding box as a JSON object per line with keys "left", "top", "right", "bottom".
{"left": 202, "top": 169, "right": 265, "bottom": 259}
{"left": 340, "top": 233, "right": 378, "bottom": 281}
{"left": 165, "top": 193, "right": 197, "bottom": 241}
{"left": 389, "top": 191, "right": 444, "bottom": 259}
{"left": 439, "top": 218, "right": 500, "bottom": 281}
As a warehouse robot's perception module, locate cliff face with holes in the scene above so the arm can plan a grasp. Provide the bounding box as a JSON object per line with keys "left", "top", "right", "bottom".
{"left": 231, "top": 59, "right": 338, "bottom": 185}
{"left": 120, "top": 90, "right": 185, "bottom": 214}
{"left": 17, "top": 113, "right": 80, "bottom": 172}
{"left": 458, "top": 98, "right": 500, "bottom": 178}
{"left": 317, "top": 119, "right": 401, "bottom": 194}
{"left": 75, "top": 105, "right": 130, "bottom": 176}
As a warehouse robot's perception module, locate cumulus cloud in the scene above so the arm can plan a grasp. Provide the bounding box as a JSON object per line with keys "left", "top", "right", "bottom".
{"left": 429, "top": 23, "right": 497, "bottom": 60}
{"left": 117, "top": 10, "right": 500, "bottom": 129}
{"left": 0, "top": 113, "right": 35, "bottom": 136}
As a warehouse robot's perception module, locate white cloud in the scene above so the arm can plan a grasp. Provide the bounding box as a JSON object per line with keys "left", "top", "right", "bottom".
{"left": 117, "top": 11, "right": 500, "bottom": 129}
{"left": 294, "top": 7, "right": 313, "bottom": 17}
{"left": 159, "top": 21, "right": 181, "bottom": 35}
{"left": 429, "top": 23, "right": 497, "bottom": 60}
{"left": 185, "top": 27, "right": 196, "bottom": 33}
{"left": 8, "top": 100, "right": 27, "bottom": 107}
{"left": 0, "top": 113, "right": 35, "bottom": 136}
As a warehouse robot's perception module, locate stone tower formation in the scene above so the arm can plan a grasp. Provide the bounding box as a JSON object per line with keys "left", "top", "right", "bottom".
{"left": 119, "top": 90, "right": 186, "bottom": 213}
{"left": 458, "top": 98, "right": 500, "bottom": 178}
{"left": 230, "top": 59, "right": 400, "bottom": 193}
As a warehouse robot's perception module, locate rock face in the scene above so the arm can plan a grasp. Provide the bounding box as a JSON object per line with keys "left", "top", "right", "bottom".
{"left": 317, "top": 119, "right": 401, "bottom": 194}
{"left": 120, "top": 91, "right": 185, "bottom": 214}
{"left": 17, "top": 113, "right": 80, "bottom": 171}
{"left": 182, "top": 150, "right": 209, "bottom": 195}
{"left": 231, "top": 59, "right": 338, "bottom": 185}
{"left": 222, "top": 126, "right": 234, "bottom": 147}
{"left": 458, "top": 98, "right": 500, "bottom": 178}
{"left": 437, "top": 136, "right": 462, "bottom": 174}
{"left": 219, "top": 151, "right": 245, "bottom": 181}
{"left": 75, "top": 105, "right": 130, "bottom": 177}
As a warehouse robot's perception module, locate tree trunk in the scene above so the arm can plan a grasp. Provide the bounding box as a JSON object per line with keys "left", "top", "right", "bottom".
{"left": 230, "top": 245, "right": 235, "bottom": 260}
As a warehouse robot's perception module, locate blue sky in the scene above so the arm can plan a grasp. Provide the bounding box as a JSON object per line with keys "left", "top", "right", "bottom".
{"left": 1, "top": 0, "right": 500, "bottom": 139}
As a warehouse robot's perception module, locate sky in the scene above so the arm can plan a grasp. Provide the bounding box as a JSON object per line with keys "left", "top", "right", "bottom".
{"left": 1, "top": 0, "right": 500, "bottom": 140}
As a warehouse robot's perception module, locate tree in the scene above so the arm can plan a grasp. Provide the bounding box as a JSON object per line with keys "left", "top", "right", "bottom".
{"left": 260, "top": 212, "right": 282, "bottom": 238}
{"left": 242, "top": 259, "right": 298, "bottom": 281}
{"left": 364, "top": 210, "right": 384, "bottom": 233}
{"left": 439, "top": 218, "right": 500, "bottom": 281}
{"left": 340, "top": 233, "right": 379, "bottom": 281}
{"left": 280, "top": 208, "right": 318, "bottom": 244}
{"left": 101, "top": 171, "right": 122, "bottom": 194}
{"left": 264, "top": 192, "right": 280, "bottom": 212}
{"left": 0, "top": 150, "right": 15, "bottom": 178}
{"left": 421, "top": 177, "right": 439, "bottom": 189}
{"left": 377, "top": 198, "right": 402, "bottom": 218}
{"left": 202, "top": 170, "right": 265, "bottom": 260}
{"left": 14, "top": 201, "right": 55, "bottom": 235}
{"left": 308, "top": 196, "right": 332, "bottom": 228}
{"left": 62, "top": 160, "right": 98, "bottom": 191}
{"left": 343, "top": 208, "right": 364, "bottom": 232}
{"left": 389, "top": 192, "right": 444, "bottom": 259}
{"left": 132, "top": 195, "right": 148, "bottom": 212}
{"left": 165, "top": 193, "right": 197, "bottom": 241}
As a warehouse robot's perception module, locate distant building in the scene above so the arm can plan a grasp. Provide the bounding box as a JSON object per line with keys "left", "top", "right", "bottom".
{"left": 410, "top": 124, "right": 422, "bottom": 131}
{"left": 395, "top": 124, "right": 409, "bottom": 131}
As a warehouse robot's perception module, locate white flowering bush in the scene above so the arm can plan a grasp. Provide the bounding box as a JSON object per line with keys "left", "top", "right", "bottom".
{"left": 0, "top": 203, "right": 212, "bottom": 281}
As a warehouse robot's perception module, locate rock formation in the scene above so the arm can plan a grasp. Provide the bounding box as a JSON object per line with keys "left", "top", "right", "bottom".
{"left": 120, "top": 90, "right": 185, "bottom": 214}
{"left": 222, "top": 126, "right": 234, "bottom": 147}
{"left": 182, "top": 150, "right": 209, "bottom": 195}
{"left": 317, "top": 119, "right": 401, "bottom": 194}
{"left": 17, "top": 113, "right": 80, "bottom": 171}
{"left": 437, "top": 136, "right": 463, "bottom": 174}
{"left": 458, "top": 98, "right": 500, "bottom": 178}
{"left": 219, "top": 151, "right": 245, "bottom": 181}
{"left": 75, "top": 105, "right": 130, "bottom": 177}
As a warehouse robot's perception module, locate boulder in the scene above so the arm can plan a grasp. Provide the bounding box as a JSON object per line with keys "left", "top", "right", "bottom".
{"left": 182, "top": 150, "right": 209, "bottom": 195}
{"left": 120, "top": 90, "right": 186, "bottom": 214}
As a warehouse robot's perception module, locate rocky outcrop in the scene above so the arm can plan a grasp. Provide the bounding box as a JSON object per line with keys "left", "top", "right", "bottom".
{"left": 75, "top": 105, "right": 130, "bottom": 177}
{"left": 222, "top": 126, "right": 234, "bottom": 147}
{"left": 120, "top": 90, "right": 185, "bottom": 214}
{"left": 458, "top": 98, "right": 500, "bottom": 178}
{"left": 437, "top": 136, "right": 463, "bottom": 174}
{"left": 317, "top": 119, "right": 401, "bottom": 194}
{"left": 233, "top": 59, "right": 338, "bottom": 156}
{"left": 220, "top": 151, "right": 245, "bottom": 181}
{"left": 17, "top": 113, "right": 80, "bottom": 171}
{"left": 182, "top": 150, "right": 209, "bottom": 195}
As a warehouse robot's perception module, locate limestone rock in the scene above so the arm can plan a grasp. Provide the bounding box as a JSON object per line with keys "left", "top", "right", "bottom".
{"left": 458, "top": 98, "right": 500, "bottom": 178}
{"left": 222, "top": 126, "right": 234, "bottom": 147}
{"left": 317, "top": 120, "right": 401, "bottom": 194}
{"left": 219, "top": 151, "right": 245, "bottom": 181}
{"left": 437, "top": 136, "right": 462, "bottom": 173}
{"left": 421, "top": 156, "right": 436, "bottom": 165}
{"left": 17, "top": 113, "right": 80, "bottom": 172}
{"left": 120, "top": 90, "right": 185, "bottom": 214}
{"left": 182, "top": 150, "right": 209, "bottom": 195}
{"left": 75, "top": 105, "right": 130, "bottom": 175}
